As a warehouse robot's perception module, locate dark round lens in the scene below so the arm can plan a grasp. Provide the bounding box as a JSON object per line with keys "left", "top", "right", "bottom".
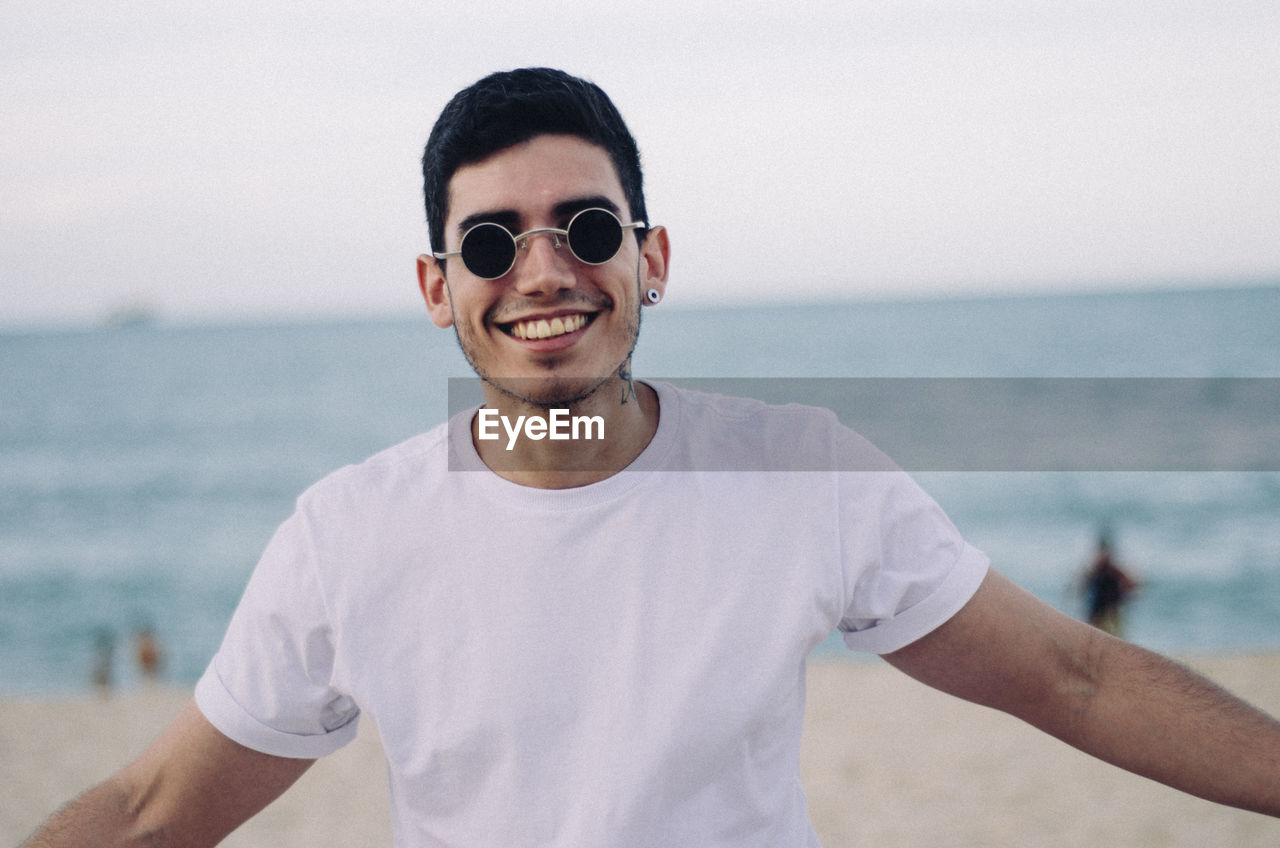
{"left": 567, "top": 209, "right": 624, "bottom": 265}
{"left": 460, "top": 223, "right": 516, "bottom": 279}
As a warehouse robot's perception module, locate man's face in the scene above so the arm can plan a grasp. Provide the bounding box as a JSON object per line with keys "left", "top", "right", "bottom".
{"left": 418, "top": 134, "right": 667, "bottom": 408}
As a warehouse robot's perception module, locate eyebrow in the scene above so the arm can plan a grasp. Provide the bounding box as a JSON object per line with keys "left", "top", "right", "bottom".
{"left": 454, "top": 195, "right": 628, "bottom": 238}
{"left": 552, "top": 195, "right": 624, "bottom": 221}
{"left": 455, "top": 209, "right": 521, "bottom": 238}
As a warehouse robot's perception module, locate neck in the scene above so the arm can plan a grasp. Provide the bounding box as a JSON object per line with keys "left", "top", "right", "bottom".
{"left": 471, "top": 374, "right": 659, "bottom": 489}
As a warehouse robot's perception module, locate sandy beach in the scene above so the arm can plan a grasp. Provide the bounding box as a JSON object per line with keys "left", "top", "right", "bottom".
{"left": 6, "top": 652, "right": 1279, "bottom": 847}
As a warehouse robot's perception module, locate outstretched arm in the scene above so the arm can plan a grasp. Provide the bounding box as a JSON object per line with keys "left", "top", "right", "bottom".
{"left": 22, "top": 699, "right": 314, "bottom": 848}
{"left": 885, "top": 569, "right": 1280, "bottom": 817}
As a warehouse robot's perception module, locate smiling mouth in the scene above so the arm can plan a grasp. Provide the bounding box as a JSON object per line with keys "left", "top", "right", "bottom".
{"left": 502, "top": 312, "right": 594, "bottom": 340}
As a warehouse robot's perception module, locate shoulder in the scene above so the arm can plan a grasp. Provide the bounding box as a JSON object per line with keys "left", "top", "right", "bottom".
{"left": 651, "top": 380, "right": 897, "bottom": 472}
{"left": 296, "top": 421, "right": 451, "bottom": 513}
{"left": 656, "top": 379, "right": 841, "bottom": 438}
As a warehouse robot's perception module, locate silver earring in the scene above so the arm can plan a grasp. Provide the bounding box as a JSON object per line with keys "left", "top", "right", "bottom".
{"left": 645, "top": 288, "right": 661, "bottom": 305}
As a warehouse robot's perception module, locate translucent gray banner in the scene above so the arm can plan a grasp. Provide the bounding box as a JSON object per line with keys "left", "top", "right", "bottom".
{"left": 447, "top": 378, "right": 1280, "bottom": 471}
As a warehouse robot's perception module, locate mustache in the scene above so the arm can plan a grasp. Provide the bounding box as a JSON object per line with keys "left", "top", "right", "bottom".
{"left": 487, "top": 292, "right": 613, "bottom": 324}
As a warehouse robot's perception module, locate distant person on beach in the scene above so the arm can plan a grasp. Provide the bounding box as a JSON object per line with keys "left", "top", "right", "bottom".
{"left": 1082, "top": 534, "right": 1139, "bottom": 637}
{"left": 89, "top": 628, "right": 114, "bottom": 697}
{"left": 133, "top": 624, "right": 164, "bottom": 682}
{"left": 23, "top": 68, "right": 1280, "bottom": 848}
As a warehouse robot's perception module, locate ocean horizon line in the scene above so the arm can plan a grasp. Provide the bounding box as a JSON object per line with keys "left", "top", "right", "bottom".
{"left": 4, "top": 277, "right": 1278, "bottom": 336}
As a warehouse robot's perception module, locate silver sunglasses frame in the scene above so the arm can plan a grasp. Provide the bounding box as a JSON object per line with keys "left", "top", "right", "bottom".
{"left": 433, "top": 207, "right": 647, "bottom": 280}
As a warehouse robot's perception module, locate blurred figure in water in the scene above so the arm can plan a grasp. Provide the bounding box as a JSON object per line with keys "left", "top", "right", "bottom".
{"left": 1083, "top": 533, "right": 1139, "bottom": 637}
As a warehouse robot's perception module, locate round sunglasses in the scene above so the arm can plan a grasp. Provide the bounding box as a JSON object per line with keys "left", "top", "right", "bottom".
{"left": 433, "top": 207, "right": 647, "bottom": 280}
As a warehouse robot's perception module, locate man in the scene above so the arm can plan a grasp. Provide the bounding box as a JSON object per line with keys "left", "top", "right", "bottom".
{"left": 23, "top": 67, "right": 1280, "bottom": 847}
{"left": 1082, "top": 532, "right": 1139, "bottom": 636}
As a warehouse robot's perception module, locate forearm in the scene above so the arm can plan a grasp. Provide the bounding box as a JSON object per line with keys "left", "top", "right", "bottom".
{"left": 20, "top": 777, "right": 161, "bottom": 848}
{"left": 887, "top": 571, "right": 1280, "bottom": 819}
{"left": 1037, "top": 637, "right": 1280, "bottom": 816}
{"left": 21, "top": 699, "right": 312, "bottom": 848}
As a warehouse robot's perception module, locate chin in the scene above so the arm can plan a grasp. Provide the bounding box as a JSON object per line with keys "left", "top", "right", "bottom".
{"left": 483, "top": 373, "right": 614, "bottom": 410}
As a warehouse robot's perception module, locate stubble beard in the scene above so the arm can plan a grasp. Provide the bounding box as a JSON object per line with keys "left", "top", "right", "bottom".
{"left": 451, "top": 278, "right": 644, "bottom": 412}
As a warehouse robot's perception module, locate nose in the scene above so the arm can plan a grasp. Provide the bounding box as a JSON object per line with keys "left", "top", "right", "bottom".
{"left": 510, "top": 230, "right": 575, "bottom": 296}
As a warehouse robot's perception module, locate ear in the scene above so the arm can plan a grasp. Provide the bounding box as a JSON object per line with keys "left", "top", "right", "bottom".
{"left": 417, "top": 254, "right": 454, "bottom": 328}
{"left": 638, "top": 226, "right": 670, "bottom": 303}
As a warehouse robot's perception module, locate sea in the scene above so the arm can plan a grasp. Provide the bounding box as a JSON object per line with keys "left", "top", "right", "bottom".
{"left": 2, "top": 285, "right": 1279, "bottom": 695}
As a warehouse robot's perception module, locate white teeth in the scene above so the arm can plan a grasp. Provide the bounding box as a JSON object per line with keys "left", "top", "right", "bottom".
{"left": 510, "top": 313, "right": 587, "bottom": 340}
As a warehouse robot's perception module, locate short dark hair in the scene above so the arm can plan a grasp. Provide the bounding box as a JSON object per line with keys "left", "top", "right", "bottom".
{"left": 422, "top": 68, "right": 647, "bottom": 254}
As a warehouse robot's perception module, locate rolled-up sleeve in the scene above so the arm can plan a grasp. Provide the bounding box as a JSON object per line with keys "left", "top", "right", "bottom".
{"left": 194, "top": 506, "right": 360, "bottom": 758}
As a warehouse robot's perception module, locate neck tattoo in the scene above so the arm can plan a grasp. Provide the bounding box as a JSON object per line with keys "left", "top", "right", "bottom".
{"left": 618, "top": 362, "right": 637, "bottom": 406}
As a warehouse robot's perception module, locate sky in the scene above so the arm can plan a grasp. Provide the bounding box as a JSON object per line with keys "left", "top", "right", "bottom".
{"left": 3, "top": 1, "right": 1279, "bottom": 325}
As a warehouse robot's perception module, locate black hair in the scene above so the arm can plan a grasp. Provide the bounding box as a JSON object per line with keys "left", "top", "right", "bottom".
{"left": 422, "top": 68, "right": 647, "bottom": 254}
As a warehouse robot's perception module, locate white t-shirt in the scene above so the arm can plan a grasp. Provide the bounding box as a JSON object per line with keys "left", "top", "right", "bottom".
{"left": 196, "top": 381, "right": 988, "bottom": 847}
